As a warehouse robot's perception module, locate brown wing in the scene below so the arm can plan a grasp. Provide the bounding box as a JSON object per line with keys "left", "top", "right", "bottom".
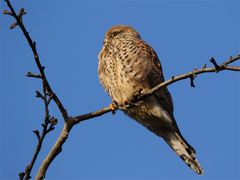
{"left": 138, "top": 41, "right": 198, "bottom": 152}
{"left": 138, "top": 40, "right": 174, "bottom": 114}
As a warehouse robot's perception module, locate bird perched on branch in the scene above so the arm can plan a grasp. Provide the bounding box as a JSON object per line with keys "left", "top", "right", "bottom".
{"left": 98, "top": 25, "right": 203, "bottom": 175}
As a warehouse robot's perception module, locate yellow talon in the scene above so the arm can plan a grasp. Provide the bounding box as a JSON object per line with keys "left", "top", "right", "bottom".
{"left": 109, "top": 103, "right": 116, "bottom": 111}
{"left": 109, "top": 102, "right": 118, "bottom": 115}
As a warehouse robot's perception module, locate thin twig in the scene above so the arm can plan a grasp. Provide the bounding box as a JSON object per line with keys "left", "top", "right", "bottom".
{"left": 20, "top": 78, "right": 57, "bottom": 180}
{"left": 26, "top": 72, "right": 42, "bottom": 78}
{"left": 74, "top": 107, "right": 113, "bottom": 124}
{"left": 4, "top": 0, "right": 68, "bottom": 121}
{"left": 134, "top": 54, "right": 240, "bottom": 102}
{"left": 35, "top": 122, "right": 73, "bottom": 180}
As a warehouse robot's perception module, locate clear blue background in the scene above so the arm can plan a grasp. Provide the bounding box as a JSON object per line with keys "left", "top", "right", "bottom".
{"left": 1, "top": 0, "right": 239, "bottom": 179}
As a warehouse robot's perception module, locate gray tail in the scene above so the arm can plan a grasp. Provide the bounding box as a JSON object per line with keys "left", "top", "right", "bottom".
{"left": 163, "top": 131, "right": 203, "bottom": 175}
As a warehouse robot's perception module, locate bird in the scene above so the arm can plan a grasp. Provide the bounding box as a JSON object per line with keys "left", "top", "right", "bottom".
{"left": 98, "top": 25, "right": 203, "bottom": 175}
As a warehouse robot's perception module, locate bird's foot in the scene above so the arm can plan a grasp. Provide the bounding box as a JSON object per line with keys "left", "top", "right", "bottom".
{"left": 109, "top": 101, "right": 118, "bottom": 114}
{"left": 133, "top": 88, "right": 143, "bottom": 102}
{"left": 121, "top": 101, "right": 135, "bottom": 110}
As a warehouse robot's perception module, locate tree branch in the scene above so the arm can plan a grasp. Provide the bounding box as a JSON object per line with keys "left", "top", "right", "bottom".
{"left": 134, "top": 55, "right": 240, "bottom": 102}
{"left": 72, "top": 54, "right": 240, "bottom": 124}
{"left": 19, "top": 77, "right": 58, "bottom": 180}
{"left": 35, "top": 54, "right": 240, "bottom": 179}
{"left": 4, "top": 0, "right": 68, "bottom": 121}
{"left": 35, "top": 123, "right": 73, "bottom": 180}
{"left": 4, "top": 1, "right": 240, "bottom": 179}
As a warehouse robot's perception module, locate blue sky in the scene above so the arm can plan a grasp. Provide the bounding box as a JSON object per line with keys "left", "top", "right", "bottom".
{"left": 1, "top": 0, "right": 239, "bottom": 179}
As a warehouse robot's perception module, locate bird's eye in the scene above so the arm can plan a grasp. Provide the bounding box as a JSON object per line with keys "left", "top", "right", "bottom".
{"left": 111, "top": 31, "right": 119, "bottom": 37}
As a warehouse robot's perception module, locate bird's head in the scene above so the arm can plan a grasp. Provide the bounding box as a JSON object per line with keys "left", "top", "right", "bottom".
{"left": 104, "top": 25, "right": 141, "bottom": 42}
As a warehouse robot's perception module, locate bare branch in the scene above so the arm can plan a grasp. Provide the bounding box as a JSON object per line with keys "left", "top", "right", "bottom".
{"left": 224, "top": 66, "right": 240, "bottom": 71}
{"left": 26, "top": 72, "right": 42, "bottom": 79}
{"left": 3, "top": 1, "right": 66, "bottom": 178}
{"left": 73, "top": 54, "right": 240, "bottom": 123}
{"left": 134, "top": 55, "right": 240, "bottom": 102}
{"left": 74, "top": 107, "right": 113, "bottom": 124}
{"left": 35, "top": 123, "right": 74, "bottom": 180}
{"left": 4, "top": 0, "right": 69, "bottom": 121}
{"left": 21, "top": 84, "right": 58, "bottom": 179}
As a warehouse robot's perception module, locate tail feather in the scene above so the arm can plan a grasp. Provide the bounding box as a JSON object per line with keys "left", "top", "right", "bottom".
{"left": 163, "top": 131, "right": 203, "bottom": 175}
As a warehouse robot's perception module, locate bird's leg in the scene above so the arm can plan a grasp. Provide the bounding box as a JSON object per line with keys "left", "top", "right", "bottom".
{"left": 122, "top": 100, "right": 136, "bottom": 110}
{"left": 119, "top": 89, "right": 144, "bottom": 110}
{"left": 132, "top": 88, "right": 143, "bottom": 103}
{"left": 124, "top": 101, "right": 132, "bottom": 107}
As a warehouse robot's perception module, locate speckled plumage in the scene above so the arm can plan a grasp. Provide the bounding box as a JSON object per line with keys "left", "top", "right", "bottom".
{"left": 98, "top": 25, "right": 203, "bottom": 175}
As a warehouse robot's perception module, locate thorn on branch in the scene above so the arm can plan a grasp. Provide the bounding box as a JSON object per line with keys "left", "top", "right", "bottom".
{"left": 210, "top": 57, "right": 220, "bottom": 72}
{"left": 35, "top": 90, "right": 44, "bottom": 99}
{"left": 202, "top": 64, "right": 207, "bottom": 69}
{"left": 26, "top": 72, "right": 42, "bottom": 78}
{"left": 33, "top": 130, "right": 40, "bottom": 140}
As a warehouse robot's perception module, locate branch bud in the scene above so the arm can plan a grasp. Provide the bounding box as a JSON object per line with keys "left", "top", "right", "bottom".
{"left": 18, "top": 172, "right": 26, "bottom": 180}
{"left": 26, "top": 72, "right": 41, "bottom": 78}
{"left": 3, "top": 10, "right": 12, "bottom": 15}
{"left": 210, "top": 57, "right": 220, "bottom": 72}
{"left": 10, "top": 22, "right": 18, "bottom": 30}
{"left": 33, "top": 130, "right": 40, "bottom": 140}
{"left": 35, "top": 90, "right": 43, "bottom": 99}
{"left": 49, "top": 117, "right": 58, "bottom": 126}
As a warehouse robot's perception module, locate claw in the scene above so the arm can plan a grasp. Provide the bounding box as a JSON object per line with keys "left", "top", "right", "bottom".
{"left": 109, "top": 103, "right": 116, "bottom": 111}
{"left": 109, "top": 101, "right": 118, "bottom": 114}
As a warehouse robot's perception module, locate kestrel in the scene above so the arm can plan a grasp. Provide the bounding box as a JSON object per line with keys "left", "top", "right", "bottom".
{"left": 98, "top": 25, "right": 203, "bottom": 175}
